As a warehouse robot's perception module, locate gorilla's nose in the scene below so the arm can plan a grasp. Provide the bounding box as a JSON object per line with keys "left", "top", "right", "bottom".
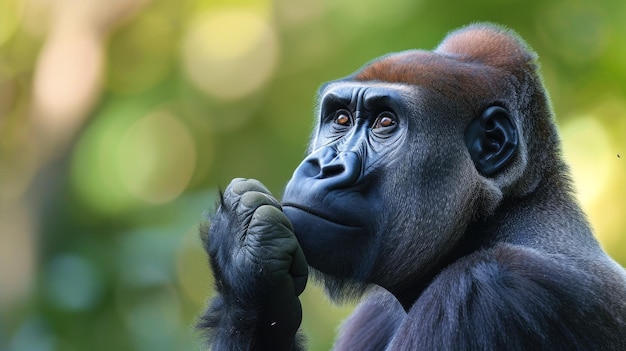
{"left": 302, "top": 147, "right": 362, "bottom": 189}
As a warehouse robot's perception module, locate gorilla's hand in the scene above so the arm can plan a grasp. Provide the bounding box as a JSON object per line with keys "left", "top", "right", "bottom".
{"left": 201, "top": 178, "right": 308, "bottom": 350}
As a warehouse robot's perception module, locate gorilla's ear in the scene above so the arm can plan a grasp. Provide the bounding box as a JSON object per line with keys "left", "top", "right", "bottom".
{"left": 465, "top": 106, "right": 518, "bottom": 176}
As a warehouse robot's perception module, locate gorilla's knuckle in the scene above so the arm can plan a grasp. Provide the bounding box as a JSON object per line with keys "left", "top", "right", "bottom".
{"left": 252, "top": 204, "right": 283, "bottom": 221}
{"left": 242, "top": 192, "right": 280, "bottom": 209}
{"left": 229, "top": 178, "right": 270, "bottom": 196}
{"left": 250, "top": 205, "right": 294, "bottom": 234}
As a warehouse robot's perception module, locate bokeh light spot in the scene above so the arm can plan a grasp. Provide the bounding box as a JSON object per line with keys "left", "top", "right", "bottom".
{"left": 33, "top": 29, "right": 104, "bottom": 136}
{"left": 44, "top": 254, "right": 102, "bottom": 311}
{"left": 561, "top": 116, "right": 613, "bottom": 206}
{"left": 117, "top": 111, "right": 196, "bottom": 204}
{"left": 72, "top": 105, "right": 197, "bottom": 213}
{"left": 71, "top": 102, "right": 143, "bottom": 213}
{"left": 9, "top": 317, "right": 55, "bottom": 351}
{"left": 181, "top": 9, "right": 279, "bottom": 100}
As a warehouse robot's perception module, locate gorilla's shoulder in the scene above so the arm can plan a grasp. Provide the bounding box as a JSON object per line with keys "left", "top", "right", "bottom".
{"left": 404, "top": 244, "right": 626, "bottom": 350}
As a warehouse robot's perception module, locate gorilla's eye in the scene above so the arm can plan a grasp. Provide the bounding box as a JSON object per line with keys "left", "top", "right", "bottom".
{"left": 334, "top": 110, "right": 352, "bottom": 126}
{"left": 374, "top": 112, "right": 396, "bottom": 129}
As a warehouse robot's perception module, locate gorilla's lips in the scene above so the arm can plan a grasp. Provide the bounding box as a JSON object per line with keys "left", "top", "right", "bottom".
{"left": 282, "top": 202, "right": 362, "bottom": 229}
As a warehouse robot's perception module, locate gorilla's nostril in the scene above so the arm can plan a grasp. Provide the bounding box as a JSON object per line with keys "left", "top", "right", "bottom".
{"left": 321, "top": 163, "right": 345, "bottom": 178}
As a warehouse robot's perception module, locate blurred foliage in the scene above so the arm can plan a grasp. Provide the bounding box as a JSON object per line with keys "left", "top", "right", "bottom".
{"left": 0, "top": 0, "right": 625, "bottom": 350}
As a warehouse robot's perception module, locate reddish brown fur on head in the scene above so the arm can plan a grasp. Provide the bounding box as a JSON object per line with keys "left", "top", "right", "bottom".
{"left": 435, "top": 23, "right": 536, "bottom": 68}
{"left": 352, "top": 23, "right": 537, "bottom": 97}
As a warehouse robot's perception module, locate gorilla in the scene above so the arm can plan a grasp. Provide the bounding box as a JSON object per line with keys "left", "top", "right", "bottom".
{"left": 198, "top": 23, "right": 626, "bottom": 350}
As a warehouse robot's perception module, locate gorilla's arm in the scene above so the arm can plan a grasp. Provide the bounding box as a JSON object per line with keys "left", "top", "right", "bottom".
{"left": 198, "top": 179, "right": 308, "bottom": 350}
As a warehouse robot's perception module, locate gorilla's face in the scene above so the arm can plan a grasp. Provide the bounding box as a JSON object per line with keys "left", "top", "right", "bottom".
{"left": 282, "top": 71, "right": 516, "bottom": 298}
{"left": 282, "top": 83, "right": 411, "bottom": 282}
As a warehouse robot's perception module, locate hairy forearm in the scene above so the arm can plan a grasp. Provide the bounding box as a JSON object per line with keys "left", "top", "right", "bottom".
{"left": 199, "top": 295, "right": 305, "bottom": 350}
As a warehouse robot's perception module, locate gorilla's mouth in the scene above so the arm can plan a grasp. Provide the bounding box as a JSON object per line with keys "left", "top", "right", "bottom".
{"left": 282, "top": 202, "right": 369, "bottom": 278}
{"left": 282, "top": 203, "right": 362, "bottom": 229}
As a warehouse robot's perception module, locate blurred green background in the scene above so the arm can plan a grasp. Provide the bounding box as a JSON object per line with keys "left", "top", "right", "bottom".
{"left": 0, "top": 0, "right": 625, "bottom": 350}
